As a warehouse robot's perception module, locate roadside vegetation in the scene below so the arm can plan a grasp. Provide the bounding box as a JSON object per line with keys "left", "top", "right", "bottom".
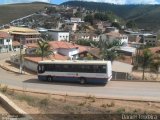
{"left": 36, "top": 39, "right": 53, "bottom": 60}
{"left": 134, "top": 48, "right": 160, "bottom": 80}
{"left": 0, "top": 86, "right": 160, "bottom": 119}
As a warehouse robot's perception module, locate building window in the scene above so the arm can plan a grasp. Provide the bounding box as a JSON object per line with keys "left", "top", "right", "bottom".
{"left": 6, "top": 39, "right": 10, "bottom": 42}
{"left": 0, "top": 40, "right": 4, "bottom": 44}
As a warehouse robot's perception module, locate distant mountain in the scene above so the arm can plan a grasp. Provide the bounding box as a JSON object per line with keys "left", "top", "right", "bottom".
{"left": 0, "top": 2, "right": 50, "bottom": 26}
{"left": 62, "top": 1, "right": 160, "bottom": 31}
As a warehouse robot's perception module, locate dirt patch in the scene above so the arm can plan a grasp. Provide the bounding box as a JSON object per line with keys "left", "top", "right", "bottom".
{"left": 132, "top": 71, "right": 160, "bottom": 81}
{"left": 2, "top": 90, "right": 160, "bottom": 120}
{"left": 0, "top": 106, "right": 9, "bottom": 114}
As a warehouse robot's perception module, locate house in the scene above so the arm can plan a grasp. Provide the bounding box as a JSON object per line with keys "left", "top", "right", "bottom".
{"left": 72, "top": 32, "right": 100, "bottom": 41}
{"left": 139, "top": 34, "right": 157, "bottom": 46}
{"left": 65, "top": 17, "right": 84, "bottom": 23}
{"left": 0, "top": 32, "right": 13, "bottom": 52}
{"left": 70, "top": 17, "right": 84, "bottom": 23}
{"left": 93, "top": 21, "right": 111, "bottom": 32}
{"left": 12, "top": 41, "right": 21, "bottom": 51}
{"left": 0, "top": 26, "right": 40, "bottom": 45}
{"left": 118, "top": 46, "right": 136, "bottom": 56}
{"left": 24, "top": 36, "right": 104, "bottom": 61}
{"left": 100, "top": 31, "right": 128, "bottom": 45}
{"left": 48, "top": 30, "right": 70, "bottom": 41}
{"left": 64, "top": 23, "right": 78, "bottom": 32}
{"left": 25, "top": 41, "right": 90, "bottom": 60}
{"left": 105, "top": 27, "right": 119, "bottom": 33}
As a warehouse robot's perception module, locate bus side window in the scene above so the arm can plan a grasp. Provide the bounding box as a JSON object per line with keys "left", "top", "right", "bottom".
{"left": 101, "top": 65, "right": 106, "bottom": 73}
{"left": 63, "top": 64, "right": 69, "bottom": 72}
{"left": 93, "top": 65, "right": 99, "bottom": 73}
{"left": 55, "top": 65, "right": 59, "bottom": 71}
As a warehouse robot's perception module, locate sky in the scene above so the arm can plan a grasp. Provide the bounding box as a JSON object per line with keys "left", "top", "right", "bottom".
{"left": 0, "top": 0, "right": 160, "bottom": 5}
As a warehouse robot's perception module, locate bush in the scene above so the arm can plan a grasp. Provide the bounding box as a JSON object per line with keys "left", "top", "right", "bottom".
{"left": 116, "top": 108, "right": 126, "bottom": 113}
{"left": 0, "top": 85, "right": 8, "bottom": 93}
{"left": 39, "top": 98, "right": 49, "bottom": 107}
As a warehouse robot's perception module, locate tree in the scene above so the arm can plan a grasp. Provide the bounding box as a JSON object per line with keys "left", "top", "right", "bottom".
{"left": 98, "top": 36, "right": 123, "bottom": 62}
{"left": 36, "top": 39, "right": 52, "bottom": 61}
{"left": 74, "top": 11, "right": 82, "bottom": 17}
{"left": 84, "top": 15, "right": 93, "bottom": 25}
{"left": 101, "top": 49, "right": 118, "bottom": 62}
{"left": 126, "top": 20, "right": 137, "bottom": 29}
{"left": 141, "top": 49, "right": 153, "bottom": 80}
{"left": 111, "top": 22, "right": 121, "bottom": 29}
{"left": 151, "top": 60, "right": 160, "bottom": 78}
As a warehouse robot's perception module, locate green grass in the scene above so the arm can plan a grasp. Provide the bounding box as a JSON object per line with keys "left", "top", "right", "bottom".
{"left": 0, "top": 3, "right": 49, "bottom": 25}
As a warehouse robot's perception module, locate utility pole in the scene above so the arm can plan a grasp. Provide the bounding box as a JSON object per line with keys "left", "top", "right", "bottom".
{"left": 19, "top": 37, "right": 23, "bottom": 74}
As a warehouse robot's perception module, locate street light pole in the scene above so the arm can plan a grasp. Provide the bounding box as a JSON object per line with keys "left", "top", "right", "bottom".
{"left": 19, "top": 38, "right": 23, "bottom": 74}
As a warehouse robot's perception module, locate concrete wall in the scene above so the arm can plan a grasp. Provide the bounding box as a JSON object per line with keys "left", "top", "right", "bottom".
{"left": 24, "top": 60, "right": 38, "bottom": 72}
{"left": 58, "top": 48, "right": 79, "bottom": 59}
{"left": 58, "top": 32, "right": 69, "bottom": 41}
{"left": 112, "top": 71, "right": 130, "bottom": 80}
{"left": 10, "top": 55, "right": 37, "bottom": 72}
{"left": 48, "top": 31, "right": 69, "bottom": 41}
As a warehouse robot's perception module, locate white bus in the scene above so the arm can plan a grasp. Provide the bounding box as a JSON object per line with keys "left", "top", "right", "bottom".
{"left": 37, "top": 60, "right": 112, "bottom": 84}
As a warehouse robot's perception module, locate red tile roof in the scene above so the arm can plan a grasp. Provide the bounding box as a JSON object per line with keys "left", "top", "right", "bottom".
{"left": 49, "top": 41, "right": 78, "bottom": 49}
{"left": 149, "top": 47, "right": 160, "bottom": 53}
{"left": 25, "top": 43, "right": 38, "bottom": 48}
{"left": 0, "top": 32, "right": 12, "bottom": 38}
{"left": 53, "top": 54, "right": 69, "bottom": 60}
{"left": 24, "top": 53, "right": 69, "bottom": 63}
{"left": 25, "top": 41, "right": 89, "bottom": 54}
{"left": 12, "top": 41, "right": 20, "bottom": 46}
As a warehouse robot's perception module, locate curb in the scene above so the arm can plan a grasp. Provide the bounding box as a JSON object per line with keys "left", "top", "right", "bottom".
{"left": 0, "top": 63, "right": 34, "bottom": 75}
{"left": 7, "top": 85, "right": 160, "bottom": 103}
{"left": 112, "top": 80, "right": 160, "bottom": 83}
{"left": 0, "top": 93, "right": 32, "bottom": 120}
{"left": 0, "top": 64, "right": 20, "bottom": 74}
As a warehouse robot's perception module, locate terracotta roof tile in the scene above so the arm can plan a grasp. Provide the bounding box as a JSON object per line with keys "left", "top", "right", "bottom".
{"left": 12, "top": 41, "right": 20, "bottom": 46}
{"left": 25, "top": 41, "right": 90, "bottom": 55}
{"left": 0, "top": 32, "right": 12, "bottom": 38}
{"left": 149, "top": 47, "right": 160, "bottom": 53}
{"left": 24, "top": 53, "right": 69, "bottom": 63}
{"left": 25, "top": 43, "right": 38, "bottom": 48}
{"left": 49, "top": 41, "right": 78, "bottom": 49}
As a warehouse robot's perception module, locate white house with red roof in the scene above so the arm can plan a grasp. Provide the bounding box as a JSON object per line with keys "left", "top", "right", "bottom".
{"left": 0, "top": 32, "right": 13, "bottom": 52}
{"left": 49, "top": 41, "right": 80, "bottom": 59}
{"left": 25, "top": 41, "right": 89, "bottom": 60}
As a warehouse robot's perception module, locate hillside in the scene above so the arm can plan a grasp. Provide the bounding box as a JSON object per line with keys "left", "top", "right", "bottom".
{"left": 62, "top": 1, "right": 160, "bottom": 31}
{"left": 0, "top": 2, "right": 50, "bottom": 25}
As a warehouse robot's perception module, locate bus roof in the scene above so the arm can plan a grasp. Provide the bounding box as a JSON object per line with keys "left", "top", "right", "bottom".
{"left": 38, "top": 60, "right": 111, "bottom": 65}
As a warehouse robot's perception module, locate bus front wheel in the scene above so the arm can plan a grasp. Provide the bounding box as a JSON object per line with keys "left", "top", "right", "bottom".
{"left": 80, "top": 78, "right": 86, "bottom": 84}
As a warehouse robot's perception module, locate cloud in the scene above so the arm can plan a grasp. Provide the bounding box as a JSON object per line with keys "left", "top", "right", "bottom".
{"left": 126, "top": 0, "right": 158, "bottom": 4}
{"left": 80, "top": 0, "right": 159, "bottom": 4}
{"left": 3, "top": 0, "right": 50, "bottom": 4}
{"left": 1, "top": 0, "right": 159, "bottom": 4}
{"left": 84, "top": 0, "right": 125, "bottom": 4}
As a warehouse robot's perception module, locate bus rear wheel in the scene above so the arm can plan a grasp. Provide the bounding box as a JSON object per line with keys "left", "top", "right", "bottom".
{"left": 80, "top": 78, "right": 86, "bottom": 84}
{"left": 47, "top": 76, "right": 53, "bottom": 82}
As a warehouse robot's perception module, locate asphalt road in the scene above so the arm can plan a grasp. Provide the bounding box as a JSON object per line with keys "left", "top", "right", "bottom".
{"left": 0, "top": 67, "right": 160, "bottom": 102}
